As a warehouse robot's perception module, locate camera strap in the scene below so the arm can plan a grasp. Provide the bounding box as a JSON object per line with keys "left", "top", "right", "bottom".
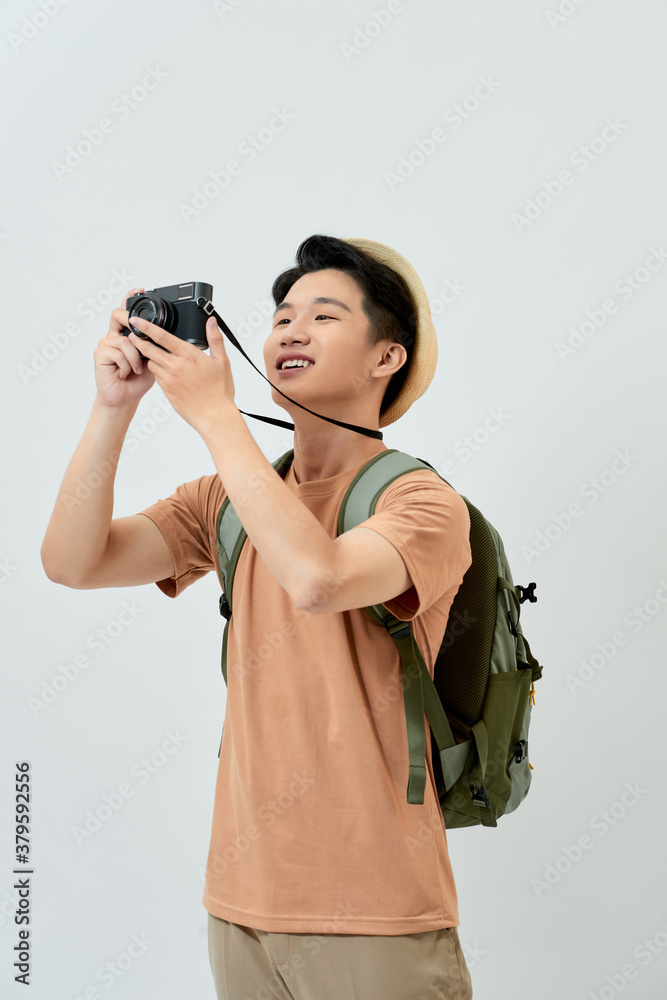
{"left": 195, "top": 297, "right": 383, "bottom": 441}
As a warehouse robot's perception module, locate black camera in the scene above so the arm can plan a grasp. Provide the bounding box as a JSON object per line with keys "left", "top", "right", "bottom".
{"left": 124, "top": 282, "right": 213, "bottom": 357}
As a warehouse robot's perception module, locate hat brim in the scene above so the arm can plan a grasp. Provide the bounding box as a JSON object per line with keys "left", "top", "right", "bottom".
{"left": 342, "top": 237, "right": 438, "bottom": 427}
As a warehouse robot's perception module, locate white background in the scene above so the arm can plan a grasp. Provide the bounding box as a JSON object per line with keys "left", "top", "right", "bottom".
{"left": 1, "top": 1, "right": 666, "bottom": 998}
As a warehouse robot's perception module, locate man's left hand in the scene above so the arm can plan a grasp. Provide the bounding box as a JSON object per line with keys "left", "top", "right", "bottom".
{"left": 128, "top": 315, "right": 235, "bottom": 433}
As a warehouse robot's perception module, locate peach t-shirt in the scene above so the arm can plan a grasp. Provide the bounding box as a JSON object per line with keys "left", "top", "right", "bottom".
{"left": 138, "top": 447, "right": 472, "bottom": 935}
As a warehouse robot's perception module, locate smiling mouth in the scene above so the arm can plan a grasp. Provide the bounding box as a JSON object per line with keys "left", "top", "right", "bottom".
{"left": 277, "top": 364, "right": 315, "bottom": 373}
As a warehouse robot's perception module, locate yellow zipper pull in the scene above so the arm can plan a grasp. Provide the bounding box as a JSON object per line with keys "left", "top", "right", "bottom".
{"left": 529, "top": 682, "right": 536, "bottom": 706}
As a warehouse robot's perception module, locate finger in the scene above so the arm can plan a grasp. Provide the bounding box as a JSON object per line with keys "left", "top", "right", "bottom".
{"left": 206, "top": 315, "right": 222, "bottom": 338}
{"left": 97, "top": 344, "right": 135, "bottom": 380}
{"left": 108, "top": 306, "right": 134, "bottom": 336}
{"left": 128, "top": 317, "right": 178, "bottom": 354}
{"left": 206, "top": 316, "right": 225, "bottom": 355}
{"left": 109, "top": 304, "right": 149, "bottom": 343}
{"left": 121, "top": 286, "right": 145, "bottom": 310}
{"left": 127, "top": 331, "right": 168, "bottom": 367}
{"left": 100, "top": 333, "right": 144, "bottom": 375}
{"left": 107, "top": 301, "right": 150, "bottom": 368}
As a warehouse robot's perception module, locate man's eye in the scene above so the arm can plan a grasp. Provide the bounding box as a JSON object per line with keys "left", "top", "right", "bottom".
{"left": 276, "top": 314, "right": 334, "bottom": 326}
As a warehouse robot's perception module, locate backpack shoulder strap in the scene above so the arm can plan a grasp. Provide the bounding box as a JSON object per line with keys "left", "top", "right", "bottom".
{"left": 337, "top": 449, "right": 458, "bottom": 805}
{"left": 216, "top": 449, "right": 294, "bottom": 683}
{"left": 337, "top": 448, "right": 436, "bottom": 533}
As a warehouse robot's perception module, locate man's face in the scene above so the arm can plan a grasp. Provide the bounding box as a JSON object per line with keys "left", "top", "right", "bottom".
{"left": 263, "top": 268, "right": 389, "bottom": 414}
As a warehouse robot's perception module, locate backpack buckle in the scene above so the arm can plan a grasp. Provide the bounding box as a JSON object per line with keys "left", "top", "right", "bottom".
{"left": 507, "top": 610, "right": 519, "bottom": 638}
{"left": 389, "top": 623, "right": 411, "bottom": 640}
{"left": 513, "top": 739, "right": 527, "bottom": 764}
{"left": 470, "top": 784, "right": 491, "bottom": 810}
{"left": 219, "top": 594, "right": 231, "bottom": 620}
{"left": 517, "top": 582, "right": 537, "bottom": 604}
{"left": 380, "top": 612, "right": 411, "bottom": 640}
{"left": 387, "top": 621, "right": 411, "bottom": 640}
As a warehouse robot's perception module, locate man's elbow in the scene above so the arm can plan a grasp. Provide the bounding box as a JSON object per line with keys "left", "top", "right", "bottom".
{"left": 297, "top": 566, "right": 345, "bottom": 615}
{"left": 42, "top": 568, "right": 82, "bottom": 588}
{"left": 41, "top": 549, "right": 87, "bottom": 589}
{"left": 295, "top": 579, "right": 323, "bottom": 615}
{"left": 297, "top": 590, "right": 330, "bottom": 615}
{"left": 41, "top": 546, "right": 66, "bottom": 585}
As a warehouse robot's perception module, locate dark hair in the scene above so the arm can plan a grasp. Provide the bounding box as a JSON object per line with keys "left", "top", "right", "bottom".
{"left": 271, "top": 234, "right": 416, "bottom": 417}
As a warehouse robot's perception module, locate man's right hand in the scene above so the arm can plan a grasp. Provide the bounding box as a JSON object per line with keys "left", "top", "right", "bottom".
{"left": 93, "top": 287, "right": 157, "bottom": 409}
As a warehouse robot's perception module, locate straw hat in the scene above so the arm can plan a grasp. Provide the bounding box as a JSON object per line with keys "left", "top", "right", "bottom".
{"left": 342, "top": 237, "right": 438, "bottom": 427}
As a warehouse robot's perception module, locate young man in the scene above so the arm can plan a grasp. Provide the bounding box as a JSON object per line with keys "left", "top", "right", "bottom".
{"left": 41, "top": 235, "right": 474, "bottom": 999}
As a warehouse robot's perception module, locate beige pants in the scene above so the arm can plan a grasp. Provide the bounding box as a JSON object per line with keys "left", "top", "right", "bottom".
{"left": 207, "top": 912, "right": 473, "bottom": 1000}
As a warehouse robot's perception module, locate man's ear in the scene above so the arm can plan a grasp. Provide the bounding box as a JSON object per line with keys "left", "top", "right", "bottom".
{"left": 374, "top": 342, "right": 407, "bottom": 378}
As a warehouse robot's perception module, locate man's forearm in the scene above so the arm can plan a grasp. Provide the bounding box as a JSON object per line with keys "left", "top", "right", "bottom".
{"left": 41, "top": 397, "right": 137, "bottom": 585}
{"left": 199, "top": 405, "right": 340, "bottom": 611}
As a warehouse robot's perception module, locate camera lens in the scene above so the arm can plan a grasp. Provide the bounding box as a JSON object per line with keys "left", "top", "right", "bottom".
{"left": 128, "top": 294, "right": 176, "bottom": 336}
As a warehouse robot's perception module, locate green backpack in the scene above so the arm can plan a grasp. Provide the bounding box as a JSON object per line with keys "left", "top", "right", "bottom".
{"left": 215, "top": 448, "right": 544, "bottom": 829}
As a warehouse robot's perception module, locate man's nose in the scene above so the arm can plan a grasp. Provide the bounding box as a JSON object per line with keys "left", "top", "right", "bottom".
{"left": 281, "top": 318, "right": 311, "bottom": 342}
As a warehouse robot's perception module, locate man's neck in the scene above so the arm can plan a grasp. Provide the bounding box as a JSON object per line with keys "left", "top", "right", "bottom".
{"left": 290, "top": 435, "right": 387, "bottom": 485}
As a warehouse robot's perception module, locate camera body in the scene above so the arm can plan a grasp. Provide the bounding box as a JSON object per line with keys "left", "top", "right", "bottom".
{"left": 124, "top": 282, "right": 213, "bottom": 355}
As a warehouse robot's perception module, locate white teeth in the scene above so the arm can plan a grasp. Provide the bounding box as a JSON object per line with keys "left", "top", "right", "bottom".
{"left": 281, "top": 359, "right": 313, "bottom": 369}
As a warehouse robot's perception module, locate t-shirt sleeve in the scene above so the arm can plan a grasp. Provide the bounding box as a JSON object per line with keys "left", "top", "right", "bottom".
{"left": 136, "top": 473, "right": 226, "bottom": 598}
{"left": 356, "top": 469, "right": 472, "bottom": 621}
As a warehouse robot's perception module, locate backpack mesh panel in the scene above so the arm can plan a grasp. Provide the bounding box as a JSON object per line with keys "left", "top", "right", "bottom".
{"left": 432, "top": 500, "right": 497, "bottom": 738}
